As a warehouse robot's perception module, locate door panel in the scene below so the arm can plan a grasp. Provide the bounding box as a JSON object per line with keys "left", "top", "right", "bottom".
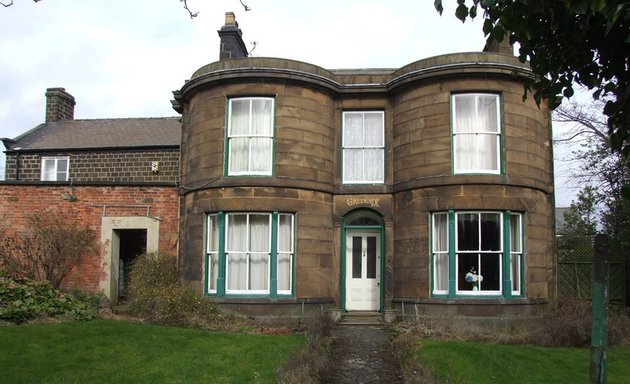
{"left": 345, "top": 231, "right": 381, "bottom": 311}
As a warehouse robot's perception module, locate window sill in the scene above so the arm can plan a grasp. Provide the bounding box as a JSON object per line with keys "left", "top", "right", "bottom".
{"left": 394, "top": 297, "right": 548, "bottom": 306}
{"left": 208, "top": 296, "right": 334, "bottom": 305}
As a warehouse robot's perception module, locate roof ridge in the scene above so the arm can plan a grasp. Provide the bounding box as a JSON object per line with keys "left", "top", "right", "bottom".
{"left": 68, "top": 116, "right": 180, "bottom": 122}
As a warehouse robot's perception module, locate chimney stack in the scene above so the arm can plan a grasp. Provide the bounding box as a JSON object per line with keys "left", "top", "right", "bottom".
{"left": 45, "top": 87, "right": 75, "bottom": 123}
{"left": 218, "top": 12, "right": 248, "bottom": 60}
{"left": 483, "top": 37, "right": 514, "bottom": 56}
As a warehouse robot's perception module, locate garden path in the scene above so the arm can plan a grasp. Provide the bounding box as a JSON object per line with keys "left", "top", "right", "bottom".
{"left": 322, "top": 325, "right": 404, "bottom": 384}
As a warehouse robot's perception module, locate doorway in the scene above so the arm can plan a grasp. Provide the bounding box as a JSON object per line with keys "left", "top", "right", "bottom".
{"left": 115, "top": 229, "right": 147, "bottom": 301}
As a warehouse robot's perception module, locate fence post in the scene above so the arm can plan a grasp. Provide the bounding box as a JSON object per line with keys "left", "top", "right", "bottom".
{"left": 591, "top": 233, "right": 609, "bottom": 384}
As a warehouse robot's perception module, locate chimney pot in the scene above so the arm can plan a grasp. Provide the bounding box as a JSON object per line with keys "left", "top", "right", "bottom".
{"left": 225, "top": 11, "right": 236, "bottom": 27}
{"left": 45, "top": 87, "right": 75, "bottom": 123}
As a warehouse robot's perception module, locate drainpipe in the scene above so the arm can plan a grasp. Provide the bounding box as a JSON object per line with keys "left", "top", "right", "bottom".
{"left": 14, "top": 152, "right": 20, "bottom": 181}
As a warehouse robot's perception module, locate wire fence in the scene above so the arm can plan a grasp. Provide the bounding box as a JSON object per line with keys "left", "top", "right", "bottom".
{"left": 557, "top": 236, "right": 627, "bottom": 306}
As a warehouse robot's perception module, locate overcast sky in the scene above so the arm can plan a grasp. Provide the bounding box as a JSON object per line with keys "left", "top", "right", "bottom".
{"left": 0, "top": 0, "right": 576, "bottom": 205}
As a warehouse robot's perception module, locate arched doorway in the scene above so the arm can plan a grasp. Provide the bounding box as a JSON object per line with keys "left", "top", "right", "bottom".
{"left": 342, "top": 210, "right": 384, "bottom": 311}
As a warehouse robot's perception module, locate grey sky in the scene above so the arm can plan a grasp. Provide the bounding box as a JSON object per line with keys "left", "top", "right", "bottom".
{"left": 0, "top": 0, "right": 575, "bottom": 205}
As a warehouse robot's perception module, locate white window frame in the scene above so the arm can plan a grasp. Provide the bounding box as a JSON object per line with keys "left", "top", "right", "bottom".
{"left": 452, "top": 93, "right": 501, "bottom": 175}
{"left": 41, "top": 156, "right": 69, "bottom": 181}
{"left": 227, "top": 97, "right": 274, "bottom": 176}
{"left": 342, "top": 111, "right": 385, "bottom": 184}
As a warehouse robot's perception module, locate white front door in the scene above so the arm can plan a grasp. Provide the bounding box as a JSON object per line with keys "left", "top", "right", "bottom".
{"left": 345, "top": 230, "right": 381, "bottom": 311}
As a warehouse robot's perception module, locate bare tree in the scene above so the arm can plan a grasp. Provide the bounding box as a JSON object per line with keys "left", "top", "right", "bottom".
{"left": 0, "top": 211, "right": 97, "bottom": 289}
{"left": 2, "top": 0, "right": 250, "bottom": 17}
{"left": 554, "top": 100, "right": 630, "bottom": 257}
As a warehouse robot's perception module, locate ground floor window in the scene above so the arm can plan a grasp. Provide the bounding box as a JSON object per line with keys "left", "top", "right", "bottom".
{"left": 206, "top": 212, "right": 294, "bottom": 296}
{"left": 431, "top": 211, "right": 523, "bottom": 297}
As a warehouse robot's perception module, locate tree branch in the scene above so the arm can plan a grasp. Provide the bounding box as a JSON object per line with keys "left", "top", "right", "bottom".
{"left": 181, "top": 0, "right": 198, "bottom": 18}
{"left": 239, "top": 0, "right": 251, "bottom": 11}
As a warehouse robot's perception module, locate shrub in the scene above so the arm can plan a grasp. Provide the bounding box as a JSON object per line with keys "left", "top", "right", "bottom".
{"left": 123, "top": 252, "right": 230, "bottom": 328}
{"left": 393, "top": 300, "right": 630, "bottom": 348}
{"left": 0, "top": 211, "right": 96, "bottom": 289}
{"left": 0, "top": 272, "right": 98, "bottom": 324}
{"left": 275, "top": 314, "right": 333, "bottom": 384}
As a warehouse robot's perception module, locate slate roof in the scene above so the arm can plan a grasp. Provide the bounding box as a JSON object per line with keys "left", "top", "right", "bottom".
{"left": 3, "top": 117, "right": 181, "bottom": 151}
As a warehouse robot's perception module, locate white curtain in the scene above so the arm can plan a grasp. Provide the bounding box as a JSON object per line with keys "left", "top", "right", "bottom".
{"left": 226, "top": 215, "right": 248, "bottom": 291}
{"left": 42, "top": 159, "right": 56, "bottom": 181}
{"left": 229, "top": 98, "right": 273, "bottom": 174}
{"left": 454, "top": 94, "right": 499, "bottom": 173}
{"left": 277, "top": 214, "right": 293, "bottom": 293}
{"left": 433, "top": 213, "right": 449, "bottom": 292}
{"left": 510, "top": 214, "right": 522, "bottom": 293}
{"left": 207, "top": 215, "right": 219, "bottom": 292}
{"left": 249, "top": 214, "right": 270, "bottom": 291}
{"left": 250, "top": 99, "right": 273, "bottom": 173}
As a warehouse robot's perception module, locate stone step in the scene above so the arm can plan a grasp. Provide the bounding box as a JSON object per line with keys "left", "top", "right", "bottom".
{"left": 339, "top": 311, "right": 384, "bottom": 326}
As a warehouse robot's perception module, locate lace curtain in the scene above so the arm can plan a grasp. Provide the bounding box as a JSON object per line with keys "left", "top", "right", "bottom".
{"left": 343, "top": 111, "right": 384, "bottom": 182}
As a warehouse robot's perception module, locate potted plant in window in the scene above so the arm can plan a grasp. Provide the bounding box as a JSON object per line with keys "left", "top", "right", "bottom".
{"left": 465, "top": 267, "right": 483, "bottom": 291}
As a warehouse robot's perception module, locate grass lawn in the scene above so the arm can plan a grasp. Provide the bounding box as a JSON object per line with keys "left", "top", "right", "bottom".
{"left": 0, "top": 320, "right": 305, "bottom": 384}
{"left": 417, "top": 340, "right": 630, "bottom": 384}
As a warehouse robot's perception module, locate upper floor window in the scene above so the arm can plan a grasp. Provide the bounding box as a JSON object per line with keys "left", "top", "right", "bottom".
{"left": 452, "top": 93, "right": 501, "bottom": 174}
{"left": 227, "top": 97, "right": 274, "bottom": 176}
{"left": 432, "top": 211, "right": 523, "bottom": 298}
{"left": 342, "top": 111, "right": 385, "bottom": 184}
{"left": 41, "top": 156, "right": 69, "bottom": 181}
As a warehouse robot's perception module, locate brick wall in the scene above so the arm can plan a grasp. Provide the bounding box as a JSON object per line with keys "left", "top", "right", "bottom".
{"left": 0, "top": 184, "right": 179, "bottom": 292}
{"left": 5, "top": 149, "right": 179, "bottom": 183}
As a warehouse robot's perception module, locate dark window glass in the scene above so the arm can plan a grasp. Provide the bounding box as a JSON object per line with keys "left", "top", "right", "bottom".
{"left": 366, "top": 236, "right": 376, "bottom": 279}
{"left": 457, "top": 213, "right": 479, "bottom": 251}
{"left": 352, "top": 236, "right": 362, "bottom": 278}
{"left": 481, "top": 253, "right": 501, "bottom": 290}
{"left": 480, "top": 213, "right": 501, "bottom": 251}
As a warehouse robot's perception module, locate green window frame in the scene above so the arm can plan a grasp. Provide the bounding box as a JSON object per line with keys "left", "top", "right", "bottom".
{"left": 226, "top": 97, "right": 275, "bottom": 176}
{"left": 451, "top": 93, "right": 502, "bottom": 175}
{"left": 206, "top": 212, "right": 294, "bottom": 297}
{"left": 431, "top": 210, "right": 523, "bottom": 298}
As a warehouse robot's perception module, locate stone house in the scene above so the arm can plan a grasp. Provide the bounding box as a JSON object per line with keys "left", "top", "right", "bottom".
{"left": 1, "top": 13, "right": 556, "bottom": 320}
{"left": 173, "top": 13, "right": 555, "bottom": 320}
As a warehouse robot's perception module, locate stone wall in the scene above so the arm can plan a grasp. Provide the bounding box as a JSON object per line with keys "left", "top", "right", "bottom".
{"left": 5, "top": 149, "right": 179, "bottom": 183}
